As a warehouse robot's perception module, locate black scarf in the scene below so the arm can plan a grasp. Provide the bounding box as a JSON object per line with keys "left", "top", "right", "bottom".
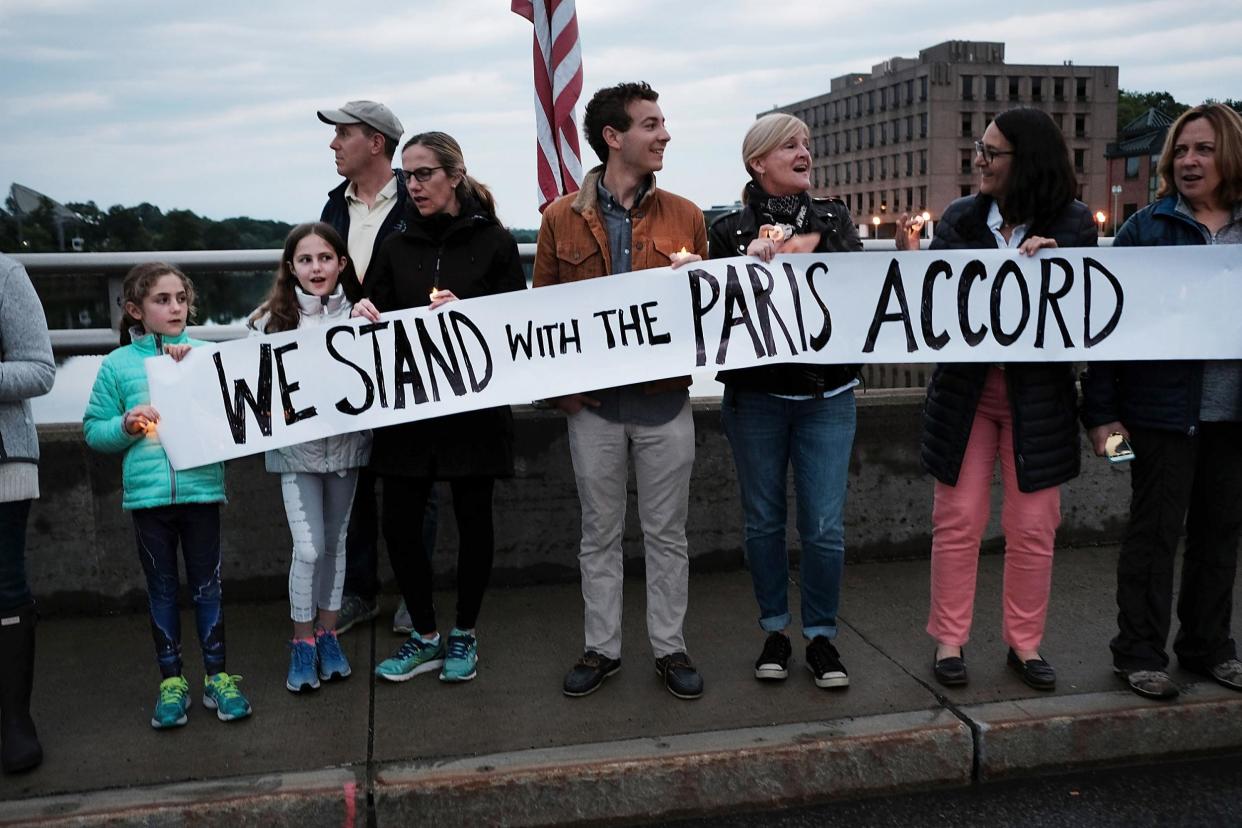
{"left": 745, "top": 181, "right": 813, "bottom": 233}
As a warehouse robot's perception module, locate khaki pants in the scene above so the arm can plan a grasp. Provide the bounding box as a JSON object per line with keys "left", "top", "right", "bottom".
{"left": 566, "top": 402, "right": 695, "bottom": 660}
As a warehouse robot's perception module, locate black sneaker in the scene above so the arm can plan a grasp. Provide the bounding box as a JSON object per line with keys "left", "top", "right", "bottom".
{"left": 563, "top": 651, "right": 621, "bottom": 697}
{"left": 755, "top": 632, "right": 792, "bottom": 680}
{"left": 334, "top": 594, "right": 379, "bottom": 635}
{"left": 655, "top": 652, "right": 704, "bottom": 699}
{"left": 806, "top": 636, "right": 849, "bottom": 689}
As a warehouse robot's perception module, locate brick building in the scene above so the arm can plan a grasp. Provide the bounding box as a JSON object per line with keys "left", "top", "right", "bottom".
{"left": 769, "top": 41, "right": 1118, "bottom": 237}
{"left": 1104, "top": 108, "right": 1173, "bottom": 234}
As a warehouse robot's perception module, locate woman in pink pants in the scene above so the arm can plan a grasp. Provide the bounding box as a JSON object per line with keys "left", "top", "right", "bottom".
{"left": 896, "top": 108, "right": 1096, "bottom": 689}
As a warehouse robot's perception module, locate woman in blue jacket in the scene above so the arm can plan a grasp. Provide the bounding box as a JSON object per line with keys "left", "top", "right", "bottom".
{"left": 1082, "top": 103, "right": 1242, "bottom": 701}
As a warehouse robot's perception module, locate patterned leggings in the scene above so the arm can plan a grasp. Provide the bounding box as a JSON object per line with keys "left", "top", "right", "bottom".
{"left": 281, "top": 470, "right": 358, "bottom": 624}
{"left": 132, "top": 503, "right": 225, "bottom": 679}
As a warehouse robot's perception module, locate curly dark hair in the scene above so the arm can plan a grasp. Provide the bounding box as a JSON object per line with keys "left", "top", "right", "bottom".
{"left": 991, "top": 107, "right": 1078, "bottom": 235}
{"left": 118, "top": 262, "right": 196, "bottom": 345}
{"left": 582, "top": 81, "right": 659, "bottom": 164}
{"left": 251, "top": 222, "right": 361, "bottom": 334}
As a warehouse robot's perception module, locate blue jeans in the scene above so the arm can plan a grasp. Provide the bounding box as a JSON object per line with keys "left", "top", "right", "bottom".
{"left": 721, "top": 387, "right": 856, "bottom": 640}
{"left": 132, "top": 504, "right": 225, "bottom": 678}
{"left": 0, "top": 499, "right": 33, "bottom": 613}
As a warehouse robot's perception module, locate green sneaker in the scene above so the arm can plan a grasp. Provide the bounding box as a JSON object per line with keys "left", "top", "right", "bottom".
{"left": 440, "top": 628, "right": 478, "bottom": 683}
{"left": 203, "top": 673, "right": 253, "bottom": 721}
{"left": 150, "top": 676, "right": 190, "bottom": 729}
{"left": 375, "top": 634, "right": 445, "bottom": 682}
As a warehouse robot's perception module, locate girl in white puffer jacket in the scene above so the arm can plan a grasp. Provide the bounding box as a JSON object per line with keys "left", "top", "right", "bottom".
{"left": 249, "top": 222, "right": 378, "bottom": 694}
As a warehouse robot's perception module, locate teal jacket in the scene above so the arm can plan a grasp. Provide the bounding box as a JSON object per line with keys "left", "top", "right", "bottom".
{"left": 82, "top": 329, "right": 226, "bottom": 511}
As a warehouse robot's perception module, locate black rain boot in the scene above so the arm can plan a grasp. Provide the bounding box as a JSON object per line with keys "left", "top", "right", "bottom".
{"left": 0, "top": 603, "right": 43, "bottom": 773}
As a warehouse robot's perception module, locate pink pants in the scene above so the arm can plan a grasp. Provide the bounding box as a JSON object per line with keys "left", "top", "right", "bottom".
{"left": 926, "top": 367, "right": 1061, "bottom": 652}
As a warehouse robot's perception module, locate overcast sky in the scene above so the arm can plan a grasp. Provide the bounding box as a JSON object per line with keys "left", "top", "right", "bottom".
{"left": 3, "top": 0, "right": 1240, "bottom": 232}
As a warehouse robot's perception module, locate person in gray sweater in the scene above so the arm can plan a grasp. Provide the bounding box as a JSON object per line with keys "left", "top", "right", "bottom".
{"left": 0, "top": 253, "right": 55, "bottom": 773}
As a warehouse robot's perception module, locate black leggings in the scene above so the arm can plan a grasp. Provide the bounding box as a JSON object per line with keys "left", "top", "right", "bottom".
{"left": 382, "top": 476, "right": 495, "bottom": 635}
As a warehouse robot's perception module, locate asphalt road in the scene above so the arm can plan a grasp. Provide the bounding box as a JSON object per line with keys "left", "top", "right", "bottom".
{"left": 667, "top": 753, "right": 1242, "bottom": 827}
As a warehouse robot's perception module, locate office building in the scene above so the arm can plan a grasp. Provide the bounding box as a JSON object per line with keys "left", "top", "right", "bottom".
{"left": 770, "top": 41, "right": 1118, "bottom": 237}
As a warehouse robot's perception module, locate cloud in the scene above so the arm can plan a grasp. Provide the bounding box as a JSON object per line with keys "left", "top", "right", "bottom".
{"left": 4, "top": 90, "right": 110, "bottom": 115}
{"left": 2, "top": 0, "right": 1240, "bottom": 233}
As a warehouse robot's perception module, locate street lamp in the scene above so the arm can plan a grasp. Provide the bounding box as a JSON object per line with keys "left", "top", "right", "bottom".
{"left": 1110, "top": 184, "right": 1122, "bottom": 236}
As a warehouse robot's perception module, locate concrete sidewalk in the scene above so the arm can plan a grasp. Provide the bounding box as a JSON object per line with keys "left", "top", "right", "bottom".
{"left": 2, "top": 545, "right": 1241, "bottom": 826}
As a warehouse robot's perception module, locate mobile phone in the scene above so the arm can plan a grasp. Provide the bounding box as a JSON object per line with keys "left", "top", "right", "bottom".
{"left": 1105, "top": 432, "right": 1135, "bottom": 464}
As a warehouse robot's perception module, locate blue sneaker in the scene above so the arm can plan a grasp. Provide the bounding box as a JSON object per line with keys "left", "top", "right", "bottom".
{"left": 203, "top": 673, "right": 253, "bottom": 721}
{"left": 286, "top": 639, "right": 320, "bottom": 693}
{"left": 440, "top": 628, "right": 478, "bottom": 683}
{"left": 150, "top": 676, "right": 190, "bottom": 729}
{"left": 375, "top": 634, "right": 444, "bottom": 682}
{"left": 316, "top": 629, "right": 352, "bottom": 681}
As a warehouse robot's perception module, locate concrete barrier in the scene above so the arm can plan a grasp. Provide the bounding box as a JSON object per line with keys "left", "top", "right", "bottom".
{"left": 28, "top": 391, "right": 1130, "bottom": 613}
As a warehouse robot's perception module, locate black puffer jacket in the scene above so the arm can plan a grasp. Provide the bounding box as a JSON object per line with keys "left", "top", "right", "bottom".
{"left": 921, "top": 195, "right": 1096, "bottom": 492}
{"left": 365, "top": 199, "right": 526, "bottom": 479}
{"left": 707, "top": 195, "right": 862, "bottom": 395}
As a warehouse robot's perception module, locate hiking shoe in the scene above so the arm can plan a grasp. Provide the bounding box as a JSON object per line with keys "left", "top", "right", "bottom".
{"left": 1116, "top": 668, "right": 1179, "bottom": 700}
{"left": 440, "top": 628, "right": 479, "bottom": 683}
{"left": 655, "top": 652, "right": 704, "bottom": 699}
{"left": 392, "top": 599, "right": 413, "bottom": 635}
{"left": 286, "top": 639, "right": 320, "bottom": 693}
{"left": 203, "top": 673, "right": 253, "bottom": 721}
{"left": 806, "top": 636, "right": 849, "bottom": 689}
{"left": 316, "top": 628, "right": 352, "bottom": 681}
{"left": 335, "top": 594, "right": 379, "bottom": 635}
{"left": 150, "top": 676, "right": 190, "bottom": 729}
{"left": 1208, "top": 658, "right": 1242, "bottom": 691}
{"left": 563, "top": 651, "right": 621, "bottom": 697}
{"left": 755, "top": 631, "right": 792, "bottom": 680}
{"left": 376, "top": 634, "right": 445, "bottom": 682}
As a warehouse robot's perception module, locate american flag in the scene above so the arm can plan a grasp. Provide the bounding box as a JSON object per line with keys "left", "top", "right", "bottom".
{"left": 511, "top": 0, "right": 584, "bottom": 211}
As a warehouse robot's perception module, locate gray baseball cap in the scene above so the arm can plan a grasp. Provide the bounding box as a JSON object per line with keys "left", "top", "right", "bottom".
{"left": 317, "top": 100, "right": 404, "bottom": 143}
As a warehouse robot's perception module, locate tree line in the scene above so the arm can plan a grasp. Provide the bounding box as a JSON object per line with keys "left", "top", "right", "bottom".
{"left": 1, "top": 196, "right": 538, "bottom": 256}
{"left": 1117, "top": 90, "right": 1241, "bottom": 131}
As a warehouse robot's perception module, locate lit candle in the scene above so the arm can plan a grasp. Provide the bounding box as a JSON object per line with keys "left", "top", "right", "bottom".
{"left": 669, "top": 246, "right": 693, "bottom": 266}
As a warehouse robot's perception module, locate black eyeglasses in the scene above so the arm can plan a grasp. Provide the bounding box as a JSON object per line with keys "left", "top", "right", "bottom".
{"left": 973, "top": 140, "right": 1014, "bottom": 165}
{"left": 406, "top": 166, "right": 445, "bottom": 183}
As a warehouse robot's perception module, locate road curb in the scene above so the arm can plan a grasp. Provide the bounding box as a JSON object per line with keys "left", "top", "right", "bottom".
{"left": 963, "top": 681, "right": 1242, "bottom": 780}
{"left": 0, "top": 767, "right": 363, "bottom": 828}
{"left": 374, "top": 709, "right": 972, "bottom": 826}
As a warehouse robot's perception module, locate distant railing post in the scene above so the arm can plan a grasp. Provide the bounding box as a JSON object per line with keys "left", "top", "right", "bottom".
{"left": 107, "top": 274, "right": 124, "bottom": 332}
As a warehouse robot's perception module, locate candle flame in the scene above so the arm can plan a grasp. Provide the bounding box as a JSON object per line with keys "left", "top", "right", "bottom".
{"left": 677, "top": 246, "right": 688, "bottom": 255}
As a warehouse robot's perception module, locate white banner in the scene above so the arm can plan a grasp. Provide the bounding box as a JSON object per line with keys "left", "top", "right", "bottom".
{"left": 149, "top": 246, "right": 1241, "bottom": 469}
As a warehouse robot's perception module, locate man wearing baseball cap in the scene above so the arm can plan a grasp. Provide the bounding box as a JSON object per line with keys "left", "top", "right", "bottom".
{"left": 317, "top": 100, "right": 407, "bottom": 281}
{"left": 316, "top": 99, "right": 435, "bottom": 638}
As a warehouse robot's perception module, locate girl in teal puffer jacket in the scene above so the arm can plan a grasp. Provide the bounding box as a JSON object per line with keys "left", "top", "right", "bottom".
{"left": 83, "top": 262, "right": 252, "bottom": 730}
